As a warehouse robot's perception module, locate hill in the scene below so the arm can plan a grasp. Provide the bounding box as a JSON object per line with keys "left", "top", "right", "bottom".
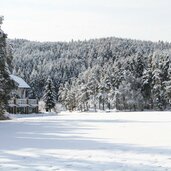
{"left": 9, "top": 37, "right": 171, "bottom": 111}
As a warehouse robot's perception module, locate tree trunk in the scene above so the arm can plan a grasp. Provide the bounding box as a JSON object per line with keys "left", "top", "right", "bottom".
{"left": 86, "top": 102, "right": 88, "bottom": 111}
{"left": 99, "top": 99, "right": 101, "bottom": 110}
{"left": 102, "top": 98, "right": 105, "bottom": 111}
{"left": 108, "top": 102, "right": 110, "bottom": 110}
{"left": 94, "top": 103, "right": 96, "bottom": 112}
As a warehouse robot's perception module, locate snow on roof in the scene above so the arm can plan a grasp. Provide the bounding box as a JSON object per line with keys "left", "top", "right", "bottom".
{"left": 10, "top": 75, "right": 30, "bottom": 89}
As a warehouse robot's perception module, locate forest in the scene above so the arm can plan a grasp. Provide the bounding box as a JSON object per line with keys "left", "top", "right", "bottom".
{"left": 9, "top": 37, "right": 171, "bottom": 111}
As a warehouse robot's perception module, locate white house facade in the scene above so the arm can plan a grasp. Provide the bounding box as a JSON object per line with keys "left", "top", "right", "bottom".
{"left": 8, "top": 75, "right": 39, "bottom": 114}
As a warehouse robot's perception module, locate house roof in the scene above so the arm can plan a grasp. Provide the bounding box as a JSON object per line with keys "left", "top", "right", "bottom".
{"left": 10, "top": 75, "right": 30, "bottom": 89}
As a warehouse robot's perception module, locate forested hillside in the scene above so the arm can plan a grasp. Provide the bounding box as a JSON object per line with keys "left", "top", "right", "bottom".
{"left": 9, "top": 37, "right": 171, "bottom": 111}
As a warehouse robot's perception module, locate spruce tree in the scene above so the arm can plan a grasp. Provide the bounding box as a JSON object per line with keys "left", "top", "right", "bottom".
{"left": 163, "top": 65, "right": 171, "bottom": 108}
{"left": 152, "top": 65, "right": 163, "bottom": 110}
{"left": 0, "top": 16, "right": 14, "bottom": 116}
{"left": 43, "top": 77, "right": 56, "bottom": 112}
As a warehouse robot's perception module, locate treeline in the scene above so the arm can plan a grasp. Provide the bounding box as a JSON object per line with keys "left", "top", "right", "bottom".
{"left": 9, "top": 37, "right": 171, "bottom": 111}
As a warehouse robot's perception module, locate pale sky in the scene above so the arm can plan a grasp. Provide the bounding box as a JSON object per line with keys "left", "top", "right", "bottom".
{"left": 0, "top": 0, "right": 171, "bottom": 42}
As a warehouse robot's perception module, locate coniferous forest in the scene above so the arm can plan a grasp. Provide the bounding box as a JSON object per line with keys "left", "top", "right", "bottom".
{"left": 9, "top": 37, "right": 171, "bottom": 111}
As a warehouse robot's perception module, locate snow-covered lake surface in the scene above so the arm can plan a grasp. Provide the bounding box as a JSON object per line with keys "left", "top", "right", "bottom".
{"left": 1, "top": 111, "right": 171, "bottom": 171}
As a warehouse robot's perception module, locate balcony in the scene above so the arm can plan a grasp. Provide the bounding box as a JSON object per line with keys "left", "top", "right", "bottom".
{"left": 9, "top": 98, "right": 38, "bottom": 107}
{"left": 8, "top": 98, "right": 39, "bottom": 114}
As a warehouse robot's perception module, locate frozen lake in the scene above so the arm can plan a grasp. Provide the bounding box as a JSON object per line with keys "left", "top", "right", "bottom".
{"left": 0, "top": 111, "right": 171, "bottom": 171}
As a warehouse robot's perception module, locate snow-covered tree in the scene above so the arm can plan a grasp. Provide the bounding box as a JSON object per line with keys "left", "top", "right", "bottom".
{"left": 117, "top": 70, "right": 143, "bottom": 111}
{"left": 152, "top": 65, "right": 163, "bottom": 110}
{"left": 142, "top": 68, "right": 152, "bottom": 109}
{"left": 163, "top": 64, "right": 171, "bottom": 108}
{"left": 0, "top": 17, "right": 14, "bottom": 116}
{"left": 98, "top": 73, "right": 112, "bottom": 110}
{"left": 78, "top": 84, "right": 89, "bottom": 111}
{"left": 9, "top": 35, "right": 171, "bottom": 111}
{"left": 43, "top": 77, "right": 56, "bottom": 112}
{"left": 86, "top": 78, "right": 98, "bottom": 111}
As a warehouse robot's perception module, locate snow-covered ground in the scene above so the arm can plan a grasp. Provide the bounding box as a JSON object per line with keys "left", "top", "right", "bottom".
{"left": 1, "top": 111, "right": 171, "bottom": 171}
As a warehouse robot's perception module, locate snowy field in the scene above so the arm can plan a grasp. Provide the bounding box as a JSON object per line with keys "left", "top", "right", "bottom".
{"left": 1, "top": 111, "right": 171, "bottom": 171}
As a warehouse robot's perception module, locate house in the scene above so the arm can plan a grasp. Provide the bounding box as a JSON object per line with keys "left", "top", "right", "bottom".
{"left": 8, "top": 75, "right": 39, "bottom": 114}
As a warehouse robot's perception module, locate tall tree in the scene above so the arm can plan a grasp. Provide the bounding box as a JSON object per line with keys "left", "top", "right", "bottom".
{"left": 152, "top": 65, "right": 163, "bottom": 110}
{"left": 43, "top": 77, "right": 56, "bottom": 112}
{"left": 163, "top": 64, "right": 171, "bottom": 108}
{"left": 0, "top": 16, "right": 14, "bottom": 116}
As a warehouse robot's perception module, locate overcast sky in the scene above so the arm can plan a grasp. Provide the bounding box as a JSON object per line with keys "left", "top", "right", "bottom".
{"left": 0, "top": 0, "right": 171, "bottom": 42}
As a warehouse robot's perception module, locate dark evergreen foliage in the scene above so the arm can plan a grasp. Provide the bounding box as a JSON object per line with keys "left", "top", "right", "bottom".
{"left": 0, "top": 31, "right": 14, "bottom": 115}
{"left": 43, "top": 77, "right": 56, "bottom": 112}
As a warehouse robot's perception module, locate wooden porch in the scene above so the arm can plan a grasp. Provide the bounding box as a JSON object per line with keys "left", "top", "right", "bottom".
{"left": 8, "top": 98, "right": 39, "bottom": 114}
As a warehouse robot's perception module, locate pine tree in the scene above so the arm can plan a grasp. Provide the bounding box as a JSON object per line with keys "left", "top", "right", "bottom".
{"left": 118, "top": 70, "right": 143, "bottom": 111}
{"left": 87, "top": 75, "right": 98, "bottom": 111}
{"left": 163, "top": 65, "right": 171, "bottom": 108}
{"left": 43, "top": 77, "right": 56, "bottom": 112}
{"left": 98, "top": 74, "right": 111, "bottom": 111}
{"left": 152, "top": 65, "right": 163, "bottom": 110}
{"left": 0, "top": 17, "right": 14, "bottom": 117}
{"left": 142, "top": 68, "right": 152, "bottom": 109}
